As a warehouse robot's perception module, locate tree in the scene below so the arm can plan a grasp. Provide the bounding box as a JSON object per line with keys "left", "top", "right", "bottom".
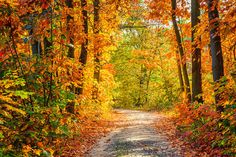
{"left": 65, "top": 0, "right": 76, "bottom": 113}
{"left": 171, "top": 0, "right": 191, "bottom": 102}
{"left": 176, "top": 52, "right": 184, "bottom": 93}
{"left": 191, "top": 0, "right": 203, "bottom": 103}
{"left": 66, "top": 0, "right": 75, "bottom": 59}
{"left": 77, "top": 0, "right": 89, "bottom": 95}
{"left": 93, "top": 0, "right": 101, "bottom": 99}
{"left": 208, "top": 0, "right": 224, "bottom": 111}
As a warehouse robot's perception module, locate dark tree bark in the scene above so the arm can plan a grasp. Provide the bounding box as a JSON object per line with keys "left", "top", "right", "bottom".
{"left": 77, "top": 0, "right": 88, "bottom": 95}
{"left": 44, "top": 7, "right": 54, "bottom": 107}
{"left": 66, "top": 0, "right": 75, "bottom": 58}
{"left": 65, "top": 0, "right": 76, "bottom": 113}
{"left": 93, "top": 0, "right": 101, "bottom": 99}
{"left": 208, "top": 0, "right": 224, "bottom": 111}
{"left": 191, "top": 0, "right": 203, "bottom": 103}
{"left": 136, "top": 65, "right": 147, "bottom": 107}
{"left": 171, "top": 0, "right": 191, "bottom": 102}
{"left": 93, "top": 0, "right": 100, "bottom": 80}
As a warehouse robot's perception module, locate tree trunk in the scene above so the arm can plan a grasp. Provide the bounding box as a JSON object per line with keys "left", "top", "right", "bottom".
{"left": 191, "top": 0, "right": 203, "bottom": 103}
{"left": 145, "top": 70, "right": 152, "bottom": 104}
{"left": 44, "top": 7, "right": 54, "bottom": 107}
{"left": 176, "top": 52, "right": 184, "bottom": 92}
{"left": 208, "top": 0, "right": 224, "bottom": 111}
{"left": 77, "top": 0, "right": 88, "bottom": 95}
{"left": 136, "top": 64, "right": 146, "bottom": 107}
{"left": 93, "top": 0, "right": 101, "bottom": 99}
{"left": 171, "top": 0, "right": 191, "bottom": 102}
{"left": 66, "top": 0, "right": 75, "bottom": 58}
{"left": 65, "top": 0, "right": 76, "bottom": 113}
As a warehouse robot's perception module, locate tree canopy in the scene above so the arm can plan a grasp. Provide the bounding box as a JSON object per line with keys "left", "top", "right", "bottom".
{"left": 0, "top": 0, "right": 235, "bottom": 156}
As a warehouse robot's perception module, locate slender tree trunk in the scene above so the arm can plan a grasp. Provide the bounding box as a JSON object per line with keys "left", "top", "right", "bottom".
{"left": 136, "top": 65, "right": 146, "bottom": 107}
{"left": 66, "top": 0, "right": 75, "bottom": 58}
{"left": 77, "top": 0, "right": 88, "bottom": 95}
{"left": 208, "top": 0, "right": 224, "bottom": 111}
{"left": 176, "top": 52, "right": 184, "bottom": 92}
{"left": 65, "top": 0, "right": 76, "bottom": 113}
{"left": 145, "top": 70, "right": 152, "bottom": 103}
{"left": 93, "top": 0, "right": 101, "bottom": 99}
{"left": 191, "top": 0, "right": 203, "bottom": 103}
{"left": 44, "top": 7, "right": 54, "bottom": 107}
{"left": 171, "top": 0, "right": 191, "bottom": 102}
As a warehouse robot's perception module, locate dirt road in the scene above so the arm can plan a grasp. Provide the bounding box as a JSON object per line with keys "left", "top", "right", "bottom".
{"left": 86, "top": 110, "right": 183, "bottom": 157}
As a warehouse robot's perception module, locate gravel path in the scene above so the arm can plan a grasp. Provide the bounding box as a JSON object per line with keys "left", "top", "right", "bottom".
{"left": 86, "top": 110, "right": 183, "bottom": 157}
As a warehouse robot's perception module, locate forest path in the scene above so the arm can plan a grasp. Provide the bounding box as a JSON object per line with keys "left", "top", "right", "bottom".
{"left": 86, "top": 110, "right": 183, "bottom": 157}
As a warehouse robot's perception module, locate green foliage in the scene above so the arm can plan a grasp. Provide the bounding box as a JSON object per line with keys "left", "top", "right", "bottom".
{"left": 112, "top": 28, "right": 179, "bottom": 110}
{"left": 0, "top": 64, "right": 77, "bottom": 156}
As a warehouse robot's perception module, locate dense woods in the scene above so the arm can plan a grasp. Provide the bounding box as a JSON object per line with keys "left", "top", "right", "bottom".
{"left": 0, "top": 0, "right": 235, "bottom": 156}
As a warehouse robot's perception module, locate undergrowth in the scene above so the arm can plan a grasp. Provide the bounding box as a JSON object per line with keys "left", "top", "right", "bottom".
{"left": 176, "top": 79, "right": 236, "bottom": 156}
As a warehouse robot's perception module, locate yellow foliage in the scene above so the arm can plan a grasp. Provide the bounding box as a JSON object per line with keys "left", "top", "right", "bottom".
{"left": 22, "top": 145, "right": 31, "bottom": 155}
{"left": 33, "top": 149, "right": 42, "bottom": 156}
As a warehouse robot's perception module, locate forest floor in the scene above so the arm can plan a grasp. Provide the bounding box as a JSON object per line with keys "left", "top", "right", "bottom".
{"left": 59, "top": 109, "right": 208, "bottom": 157}
{"left": 85, "top": 110, "right": 208, "bottom": 157}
